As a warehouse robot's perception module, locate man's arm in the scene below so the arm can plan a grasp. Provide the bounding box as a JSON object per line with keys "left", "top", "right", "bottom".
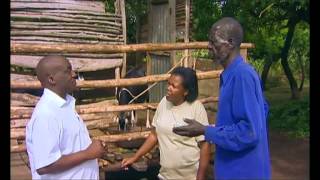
{"left": 204, "top": 72, "right": 263, "bottom": 151}
{"left": 174, "top": 72, "right": 263, "bottom": 152}
{"left": 197, "top": 141, "right": 211, "bottom": 180}
{"left": 37, "top": 140, "right": 104, "bottom": 175}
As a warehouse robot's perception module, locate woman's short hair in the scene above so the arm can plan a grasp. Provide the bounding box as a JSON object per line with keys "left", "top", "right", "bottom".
{"left": 171, "top": 67, "right": 198, "bottom": 103}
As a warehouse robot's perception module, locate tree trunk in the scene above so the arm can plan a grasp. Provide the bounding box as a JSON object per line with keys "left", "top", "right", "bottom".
{"left": 297, "top": 51, "right": 305, "bottom": 91}
{"left": 261, "top": 57, "right": 273, "bottom": 90}
{"left": 280, "top": 17, "right": 300, "bottom": 99}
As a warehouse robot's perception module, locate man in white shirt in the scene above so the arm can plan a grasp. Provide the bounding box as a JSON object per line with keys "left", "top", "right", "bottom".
{"left": 25, "top": 55, "right": 105, "bottom": 179}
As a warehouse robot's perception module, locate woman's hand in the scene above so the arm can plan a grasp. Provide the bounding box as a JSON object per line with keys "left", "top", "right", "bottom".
{"left": 121, "top": 156, "right": 138, "bottom": 169}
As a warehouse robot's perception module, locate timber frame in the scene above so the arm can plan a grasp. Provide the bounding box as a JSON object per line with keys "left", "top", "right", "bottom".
{"left": 10, "top": 0, "right": 254, "bottom": 173}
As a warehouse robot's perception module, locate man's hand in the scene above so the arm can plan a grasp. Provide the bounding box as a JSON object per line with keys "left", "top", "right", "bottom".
{"left": 84, "top": 139, "right": 105, "bottom": 160}
{"left": 36, "top": 140, "right": 106, "bottom": 175}
{"left": 172, "top": 118, "right": 206, "bottom": 137}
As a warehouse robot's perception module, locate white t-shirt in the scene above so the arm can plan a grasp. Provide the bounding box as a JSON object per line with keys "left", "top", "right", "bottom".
{"left": 25, "top": 88, "right": 99, "bottom": 180}
{"left": 152, "top": 97, "right": 209, "bottom": 180}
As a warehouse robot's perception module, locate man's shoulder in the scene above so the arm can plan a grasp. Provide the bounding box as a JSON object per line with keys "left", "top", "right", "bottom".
{"left": 235, "top": 62, "right": 259, "bottom": 80}
{"left": 32, "top": 97, "right": 56, "bottom": 118}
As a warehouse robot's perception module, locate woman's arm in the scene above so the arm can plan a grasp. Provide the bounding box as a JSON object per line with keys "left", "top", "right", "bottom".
{"left": 121, "top": 129, "right": 158, "bottom": 167}
{"left": 197, "top": 141, "right": 211, "bottom": 180}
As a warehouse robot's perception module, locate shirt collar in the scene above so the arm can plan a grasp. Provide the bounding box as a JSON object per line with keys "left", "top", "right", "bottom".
{"left": 220, "top": 55, "right": 244, "bottom": 85}
{"left": 43, "top": 88, "right": 75, "bottom": 108}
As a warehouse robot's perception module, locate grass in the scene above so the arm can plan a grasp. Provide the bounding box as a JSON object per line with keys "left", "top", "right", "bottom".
{"left": 264, "top": 81, "right": 309, "bottom": 138}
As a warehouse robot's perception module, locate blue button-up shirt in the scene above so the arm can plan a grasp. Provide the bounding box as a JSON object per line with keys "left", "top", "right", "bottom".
{"left": 205, "top": 55, "right": 271, "bottom": 179}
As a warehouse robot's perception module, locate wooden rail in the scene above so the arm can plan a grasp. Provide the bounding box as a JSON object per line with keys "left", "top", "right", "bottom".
{"left": 11, "top": 70, "right": 222, "bottom": 89}
{"left": 11, "top": 42, "right": 254, "bottom": 54}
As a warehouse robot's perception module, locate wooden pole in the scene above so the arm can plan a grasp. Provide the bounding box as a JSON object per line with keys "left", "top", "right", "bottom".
{"left": 11, "top": 69, "right": 222, "bottom": 89}
{"left": 115, "top": 67, "right": 120, "bottom": 97}
{"left": 240, "top": 48, "right": 248, "bottom": 62}
{"left": 184, "top": 0, "right": 190, "bottom": 67}
{"left": 11, "top": 116, "right": 115, "bottom": 128}
{"left": 120, "top": 0, "right": 127, "bottom": 77}
{"left": 11, "top": 96, "right": 218, "bottom": 120}
{"left": 169, "top": 0, "right": 176, "bottom": 66}
{"left": 11, "top": 42, "right": 254, "bottom": 54}
{"left": 11, "top": 130, "right": 151, "bottom": 153}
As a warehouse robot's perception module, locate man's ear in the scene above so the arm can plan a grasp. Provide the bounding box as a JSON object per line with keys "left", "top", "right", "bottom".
{"left": 48, "top": 75, "right": 55, "bottom": 85}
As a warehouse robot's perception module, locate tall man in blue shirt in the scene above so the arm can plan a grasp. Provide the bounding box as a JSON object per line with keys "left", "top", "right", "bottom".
{"left": 173, "top": 17, "right": 271, "bottom": 180}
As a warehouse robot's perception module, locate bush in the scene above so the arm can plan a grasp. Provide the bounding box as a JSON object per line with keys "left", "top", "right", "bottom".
{"left": 268, "top": 96, "right": 309, "bottom": 138}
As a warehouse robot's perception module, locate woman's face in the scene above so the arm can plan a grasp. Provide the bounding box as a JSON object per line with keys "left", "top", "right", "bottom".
{"left": 166, "top": 74, "right": 188, "bottom": 104}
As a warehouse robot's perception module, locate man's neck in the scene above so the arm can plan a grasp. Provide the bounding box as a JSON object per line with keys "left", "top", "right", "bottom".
{"left": 221, "top": 50, "right": 240, "bottom": 69}
{"left": 46, "top": 87, "right": 67, "bottom": 100}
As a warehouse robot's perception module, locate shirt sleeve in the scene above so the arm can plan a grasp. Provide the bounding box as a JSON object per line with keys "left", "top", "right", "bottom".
{"left": 205, "top": 71, "right": 263, "bottom": 152}
{"left": 29, "top": 112, "right": 62, "bottom": 170}
{"left": 194, "top": 101, "right": 209, "bottom": 142}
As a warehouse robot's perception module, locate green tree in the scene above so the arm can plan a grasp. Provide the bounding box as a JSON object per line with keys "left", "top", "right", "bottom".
{"left": 193, "top": 0, "right": 309, "bottom": 99}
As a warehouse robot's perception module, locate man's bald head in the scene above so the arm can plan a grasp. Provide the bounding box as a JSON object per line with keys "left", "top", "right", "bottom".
{"left": 36, "top": 55, "right": 68, "bottom": 86}
{"left": 210, "top": 17, "right": 243, "bottom": 47}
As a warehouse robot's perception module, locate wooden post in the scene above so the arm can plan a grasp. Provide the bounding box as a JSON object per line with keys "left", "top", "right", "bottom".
{"left": 240, "top": 48, "right": 248, "bottom": 62}
{"left": 11, "top": 42, "right": 254, "bottom": 54}
{"left": 146, "top": 52, "right": 152, "bottom": 76}
{"left": 169, "top": 0, "right": 176, "bottom": 67}
{"left": 114, "top": 0, "right": 121, "bottom": 15}
{"left": 115, "top": 67, "right": 120, "bottom": 97}
{"left": 184, "top": 0, "right": 190, "bottom": 67}
{"left": 120, "top": 0, "right": 127, "bottom": 77}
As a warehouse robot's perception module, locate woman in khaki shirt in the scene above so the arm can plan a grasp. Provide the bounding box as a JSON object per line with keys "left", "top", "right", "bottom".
{"left": 121, "top": 67, "right": 211, "bottom": 180}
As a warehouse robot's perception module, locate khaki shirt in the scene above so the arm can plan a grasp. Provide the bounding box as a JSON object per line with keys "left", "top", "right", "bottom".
{"left": 152, "top": 97, "right": 209, "bottom": 180}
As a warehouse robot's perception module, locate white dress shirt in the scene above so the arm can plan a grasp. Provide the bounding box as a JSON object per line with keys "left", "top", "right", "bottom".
{"left": 26, "top": 88, "right": 99, "bottom": 179}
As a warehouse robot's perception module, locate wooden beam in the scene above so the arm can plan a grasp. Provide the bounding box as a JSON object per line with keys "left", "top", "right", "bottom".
{"left": 11, "top": 42, "right": 254, "bottom": 54}
{"left": 11, "top": 69, "right": 222, "bottom": 89}
{"left": 11, "top": 31, "right": 123, "bottom": 41}
{"left": 169, "top": 0, "right": 176, "bottom": 66}
{"left": 11, "top": 93, "right": 40, "bottom": 106}
{"left": 115, "top": 67, "right": 120, "bottom": 97}
{"left": 184, "top": 0, "right": 190, "bottom": 67}
{"left": 11, "top": 130, "right": 151, "bottom": 153}
{"left": 11, "top": 96, "right": 218, "bottom": 120}
{"left": 11, "top": 14, "right": 122, "bottom": 27}
{"left": 120, "top": 0, "right": 127, "bottom": 78}
{"left": 11, "top": 1, "right": 106, "bottom": 13}
{"left": 11, "top": 55, "right": 123, "bottom": 72}
{"left": 11, "top": 115, "right": 116, "bottom": 128}
{"left": 240, "top": 48, "right": 248, "bottom": 62}
{"left": 11, "top": 21, "right": 122, "bottom": 32}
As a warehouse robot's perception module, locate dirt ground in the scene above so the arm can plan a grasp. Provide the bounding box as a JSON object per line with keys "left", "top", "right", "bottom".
{"left": 269, "top": 131, "right": 309, "bottom": 180}
{"left": 10, "top": 130, "right": 309, "bottom": 180}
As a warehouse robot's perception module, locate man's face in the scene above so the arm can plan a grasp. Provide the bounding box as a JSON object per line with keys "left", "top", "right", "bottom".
{"left": 208, "top": 29, "right": 231, "bottom": 64}
{"left": 52, "top": 59, "right": 77, "bottom": 94}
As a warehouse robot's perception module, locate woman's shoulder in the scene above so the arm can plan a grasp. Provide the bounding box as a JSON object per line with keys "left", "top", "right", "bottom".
{"left": 159, "top": 96, "right": 168, "bottom": 104}
{"left": 188, "top": 99, "right": 205, "bottom": 110}
{"left": 157, "top": 96, "right": 170, "bottom": 109}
